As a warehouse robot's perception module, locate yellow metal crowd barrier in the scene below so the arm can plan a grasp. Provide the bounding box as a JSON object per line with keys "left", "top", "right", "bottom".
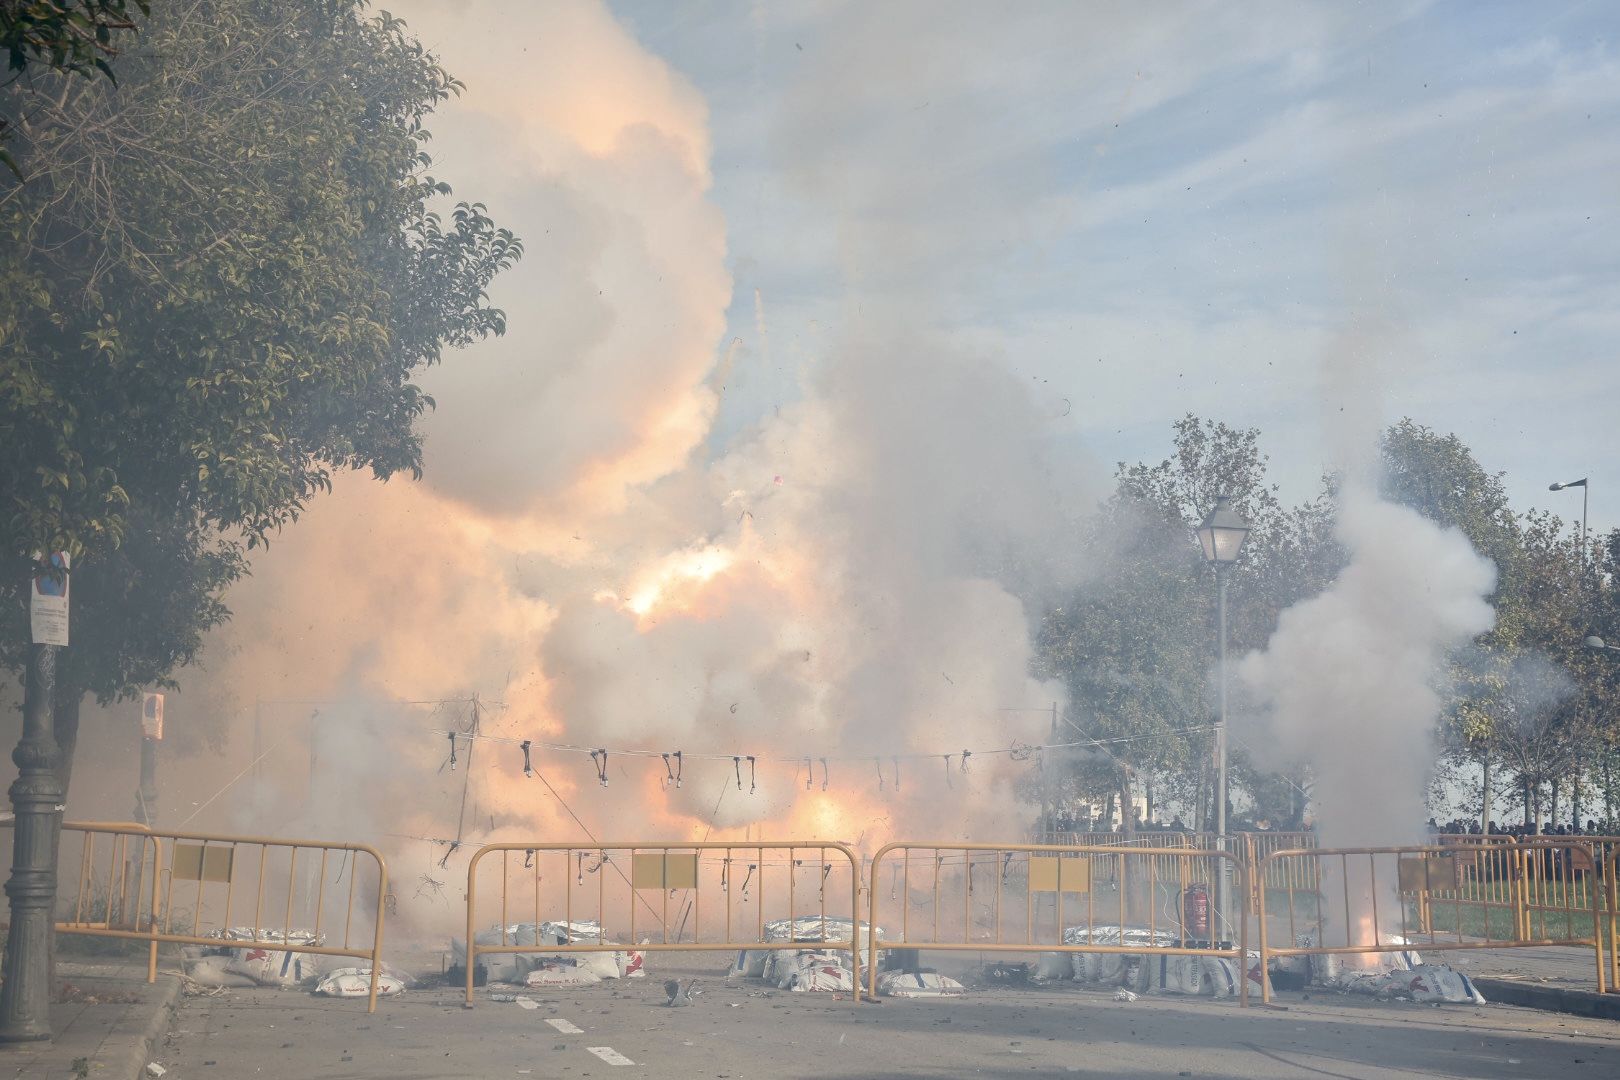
{"left": 55, "top": 822, "right": 392, "bottom": 1011}
{"left": 865, "top": 843, "right": 1250, "bottom": 1004}
{"left": 1255, "top": 842, "right": 1607, "bottom": 1005}
{"left": 463, "top": 841, "right": 864, "bottom": 1006}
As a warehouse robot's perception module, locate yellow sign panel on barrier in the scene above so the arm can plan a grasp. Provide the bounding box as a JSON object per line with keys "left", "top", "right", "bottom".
{"left": 1028, "top": 856, "right": 1090, "bottom": 893}
{"left": 172, "top": 843, "right": 235, "bottom": 883}
{"left": 1396, "top": 854, "right": 1460, "bottom": 894}
{"left": 631, "top": 852, "right": 699, "bottom": 890}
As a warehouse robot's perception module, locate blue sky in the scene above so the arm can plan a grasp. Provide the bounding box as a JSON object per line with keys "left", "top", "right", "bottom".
{"left": 608, "top": 0, "right": 1620, "bottom": 534}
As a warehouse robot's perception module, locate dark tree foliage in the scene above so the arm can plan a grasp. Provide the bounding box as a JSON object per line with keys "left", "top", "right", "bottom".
{"left": 0, "top": 0, "right": 149, "bottom": 173}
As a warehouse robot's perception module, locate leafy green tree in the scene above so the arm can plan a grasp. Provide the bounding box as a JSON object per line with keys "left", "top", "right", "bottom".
{"left": 0, "top": 0, "right": 520, "bottom": 792}
{"left": 1039, "top": 416, "right": 1333, "bottom": 833}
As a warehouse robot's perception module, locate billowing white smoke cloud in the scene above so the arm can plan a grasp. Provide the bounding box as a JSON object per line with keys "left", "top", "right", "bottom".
{"left": 55, "top": 0, "right": 1093, "bottom": 905}
{"left": 1236, "top": 488, "right": 1496, "bottom": 847}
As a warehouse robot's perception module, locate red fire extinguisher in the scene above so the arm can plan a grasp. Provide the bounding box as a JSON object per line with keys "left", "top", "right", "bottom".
{"left": 1183, "top": 883, "right": 1210, "bottom": 941}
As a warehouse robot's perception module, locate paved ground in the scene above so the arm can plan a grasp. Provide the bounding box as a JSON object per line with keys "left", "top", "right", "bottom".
{"left": 0, "top": 958, "right": 178, "bottom": 1080}
{"left": 155, "top": 960, "right": 1620, "bottom": 1080}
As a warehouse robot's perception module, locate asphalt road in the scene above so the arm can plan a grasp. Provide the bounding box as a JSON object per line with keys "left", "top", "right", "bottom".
{"left": 158, "top": 963, "right": 1620, "bottom": 1079}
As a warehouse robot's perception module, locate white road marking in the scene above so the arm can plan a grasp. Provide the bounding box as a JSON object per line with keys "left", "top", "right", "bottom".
{"left": 515, "top": 998, "right": 540, "bottom": 1011}
{"left": 546, "top": 1018, "right": 583, "bottom": 1034}
{"left": 586, "top": 1046, "right": 635, "bottom": 1066}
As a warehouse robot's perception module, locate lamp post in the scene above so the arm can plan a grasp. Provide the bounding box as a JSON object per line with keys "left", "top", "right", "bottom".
{"left": 1588, "top": 636, "right": 1619, "bottom": 654}
{"left": 1197, "top": 495, "right": 1251, "bottom": 941}
{"left": 1549, "top": 478, "right": 1589, "bottom": 561}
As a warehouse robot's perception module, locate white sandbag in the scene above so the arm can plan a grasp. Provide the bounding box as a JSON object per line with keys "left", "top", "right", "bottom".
{"left": 1337, "top": 964, "right": 1485, "bottom": 1004}
{"left": 1404, "top": 965, "right": 1485, "bottom": 1004}
{"left": 182, "top": 955, "right": 258, "bottom": 989}
{"left": 763, "top": 917, "right": 884, "bottom": 953}
{"left": 454, "top": 920, "right": 638, "bottom": 981}
{"left": 524, "top": 962, "right": 603, "bottom": 988}
{"left": 782, "top": 953, "right": 855, "bottom": 993}
{"left": 732, "top": 950, "right": 770, "bottom": 977}
{"left": 1071, "top": 951, "right": 1127, "bottom": 984}
{"left": 877, "top": 971, "right": 965, "bottom": 998}
{"left": 1032, "top": 953, "right": 1072, "bottom": 981}
{"left": 1151, "top": 955, "right": 1206, "bottom": 996}
{"left": 313, "top": 968, "right": 406, "bottom": 998}
{"left": 1198, "top": 956, "right": 1242, "bottom": 998}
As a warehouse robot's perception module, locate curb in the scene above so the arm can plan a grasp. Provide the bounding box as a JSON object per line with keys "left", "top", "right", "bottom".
{"left": 1472, "top": 977, "right": 1620, "bottom": 1021}
{"left": 107, "top": 976, "right": 182, "bottom": 1080}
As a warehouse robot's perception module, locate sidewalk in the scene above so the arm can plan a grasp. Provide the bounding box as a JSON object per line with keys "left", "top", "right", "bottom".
{"left": 0, "top": 957, "right": 180, "bottom": 1080}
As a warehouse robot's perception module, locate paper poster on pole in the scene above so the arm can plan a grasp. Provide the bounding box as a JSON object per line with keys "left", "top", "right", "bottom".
{"left": 29, "top": 552, "right": 70, "bottom": 646}
{"left": 142, "top": 692, "right": 165, "bottom": 741}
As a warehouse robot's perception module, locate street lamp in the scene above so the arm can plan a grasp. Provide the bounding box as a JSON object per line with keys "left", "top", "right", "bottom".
{"left": 1196, "top": 495, "right": 1250, "bottom": 941}
{"left": 1549, "top": 478, "right": 1589, "bottom": 559}
{"left": 1588, "top": 636, "right": 1619, "bottom": 653}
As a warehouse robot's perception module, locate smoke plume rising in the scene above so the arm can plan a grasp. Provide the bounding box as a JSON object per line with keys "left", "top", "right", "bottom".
{"left": 39, "top": 1, "right": 1094, "bottom": 940}
{"left": 1237, "top": 488, "right": 1497, "bottom": 848}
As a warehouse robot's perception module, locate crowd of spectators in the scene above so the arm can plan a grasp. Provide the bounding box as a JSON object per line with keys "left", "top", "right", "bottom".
{"left": 1429, "top": 817, "right": 1615, "bottom": 837}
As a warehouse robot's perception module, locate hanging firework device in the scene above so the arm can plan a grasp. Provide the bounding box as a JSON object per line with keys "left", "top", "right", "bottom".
{"left": 876, "top": 758, "right": 885, "bottom": 792}
{"left": 960, "top": 750, "right": 972, "bottom": 772}
{"left": 820, "top": 758, "right": 830, "bottom": 791}
{"left": 746, "top": 755, "right": 757, "bottom": 794}
{"left": 591, "top": 749, "right": 609, "bottom": 787}
{"left": 893, "top": 756, "right": 901, "bottom": 792}
{"left": 804, "top": 757, "right": 813, "bottom": 791}
{"left": 662, "top": 751, "right": 684, "bottom": 789}
{"left": 733, "top": 756, "right": 743, "bottom": 790}
{"left": 523, "top": 849, "right": 535, "bottom": 869}
{"left": 520, "top": 740, "right": 534, "bottom": 778}
{"left": 447, "top": 731, "right": 458, "bottom": 771}
{"left": 943, "top": 755, "right": 953, "bottom": 789}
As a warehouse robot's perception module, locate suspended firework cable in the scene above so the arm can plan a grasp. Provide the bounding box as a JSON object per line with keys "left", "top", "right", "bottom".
{"left": 876, "top": 757, "right": 884, "bottom": 791}
{"left": 520, "top": 740, "right": 534, "bottom": 778}
{"left": 590, "top": 748, "right": 609, "bottom": 786}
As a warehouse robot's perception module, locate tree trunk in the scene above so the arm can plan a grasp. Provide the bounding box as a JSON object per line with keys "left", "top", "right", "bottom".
{"left": 1144, "top": 775, "right": 1154, "bottom": 826}
{"left": 1193, "top": 759, "right": 1208, "bottom": 834}
{"left": 1103, "top": 792, "right": 1114, "bottom": 831}
{"left": 1606, "top": 754, "right": 1614, "bottom": 828}
{"left": 1522, "top": 778, "right": 1532, "bottom": 828}
{"left": 1119, "top": 773, "right": 1136, "bottom": 838}
{"left": 1571, "top": 772, "right": 1581, "bottom": 831}
{"left": 1479, "top": 751, "right": 1492, "bottom": 832}
{"left": 1550, "top": 777, "right": 1559, "bottom": 831}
